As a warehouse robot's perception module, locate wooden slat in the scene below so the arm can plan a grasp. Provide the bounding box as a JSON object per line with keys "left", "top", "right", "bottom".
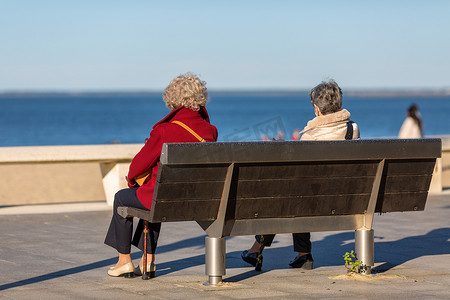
{"left": 151, "top": 199, "right": 220, "bottom": 222}
{"left": 384, "top": 174, "right": 433, "bottom": 192}
{"left": 375, "top": 192, "right": 428, "bottom": 213}
{"left": 234, "top": 194, "right": 370, "bottom": 219}
{"left": 160, "top": 139, "right": 442, "bottom": 165}
{"left": 383, "top": 159, "right": 436, "bottom": 175}
{"left": 237, "top": 161, "right": 379, "bottom": 179}
{"left": 155, "top": 181, "right": 224, "bottom": 201}
{"left": 235, "top": 177, "right": 375, "bottom": 198}
{"left": 158, "top": 164, "right": 229, "bottom": 182}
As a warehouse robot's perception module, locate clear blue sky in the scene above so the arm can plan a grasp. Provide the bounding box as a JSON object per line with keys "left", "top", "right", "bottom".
{"left": 1, "top": 0, "right": 449, "bottom": 91}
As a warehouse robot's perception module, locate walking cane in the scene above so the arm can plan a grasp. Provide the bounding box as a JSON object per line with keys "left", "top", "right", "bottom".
{"left": 255, "top": 235, "right": 264, "bottom": 271}
{"left": 142, "top": 220, "right": 150, "bottom": 280}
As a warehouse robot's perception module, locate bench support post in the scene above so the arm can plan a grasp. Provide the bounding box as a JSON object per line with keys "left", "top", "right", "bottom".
{"left": 353, "top": 159, "right": 382, "bottom": 275}
{"left": 355, "top": 229, "right": 374, "bottom": 275}
{"left": 205, "top": 237, "right": 226, "bottom": 285}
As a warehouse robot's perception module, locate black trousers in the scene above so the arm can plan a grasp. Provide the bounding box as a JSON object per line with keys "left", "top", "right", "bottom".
{"left": 104, "top": 188, "right": 161, "bottom": 254}
{"left": 256, "top": 232, "right": 311, "bottom": 253}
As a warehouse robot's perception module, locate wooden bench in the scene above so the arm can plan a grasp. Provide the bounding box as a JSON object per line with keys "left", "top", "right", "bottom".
{"left": 118, "top": 138, "right": 441, "bottom": 284}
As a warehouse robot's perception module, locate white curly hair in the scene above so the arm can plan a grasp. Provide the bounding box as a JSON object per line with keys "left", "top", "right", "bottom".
{"left": 163, "top": 72, "right": 208, "bottom": 111}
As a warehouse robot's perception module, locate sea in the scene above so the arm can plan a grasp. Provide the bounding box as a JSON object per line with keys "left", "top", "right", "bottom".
{"left": 1, "top": 91, "right": 449, "bottom": 147}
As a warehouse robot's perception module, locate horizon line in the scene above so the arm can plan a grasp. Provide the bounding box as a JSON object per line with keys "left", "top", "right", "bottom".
{"left": 1, "top": 87, "right": 450, "bottom": 93}
{"left": 1, "top": 87, "right": 450, "bottom": 97}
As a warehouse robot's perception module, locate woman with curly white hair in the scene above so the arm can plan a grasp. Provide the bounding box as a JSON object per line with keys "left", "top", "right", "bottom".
{"left": 105, "top": 73, "right": 218, "bottom": 278}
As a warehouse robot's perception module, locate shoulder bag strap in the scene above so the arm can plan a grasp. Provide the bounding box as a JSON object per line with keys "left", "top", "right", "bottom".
{"left": 345, "top": 121, "right": 354, "bottom": 140}
{"left": 171, "top": 120, "right": 207, "bottom": 142}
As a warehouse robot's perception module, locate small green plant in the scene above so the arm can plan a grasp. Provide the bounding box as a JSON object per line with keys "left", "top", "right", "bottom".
{"left": 343, "top": 250, "right": 362, "bottom": 272}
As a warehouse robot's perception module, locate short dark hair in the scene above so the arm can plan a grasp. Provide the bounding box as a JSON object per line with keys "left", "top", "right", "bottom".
{"left": 310, "top": 80, "right": 342, "bottom": 115}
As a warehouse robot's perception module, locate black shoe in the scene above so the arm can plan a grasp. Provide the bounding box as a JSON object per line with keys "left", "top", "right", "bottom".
{"left": 289, "top": 254, "right": 314, "bottom": 269}
{"left": 241, "top": 250, "right": 259, "bottom": 266}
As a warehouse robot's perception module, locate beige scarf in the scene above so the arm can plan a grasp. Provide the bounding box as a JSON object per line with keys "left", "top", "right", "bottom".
{"left": 300, "top": 109, "right": 351, "bottom": 134}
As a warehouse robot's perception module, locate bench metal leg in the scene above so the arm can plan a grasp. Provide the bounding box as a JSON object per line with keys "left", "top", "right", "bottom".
{"left": 205, "top": 237, "right": 226, "bottom": 285}
{"left": 355, "top": 229, "right": 374, "bottom": 275}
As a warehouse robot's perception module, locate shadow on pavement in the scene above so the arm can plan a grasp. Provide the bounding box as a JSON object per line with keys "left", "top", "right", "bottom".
{"left": 0, "top": 235, "right": 205, "bottom": 292}
{"left": 373, "top": 227, "right": 450, "bottom": 272}
{"left": 1, "top": 228, "right": 449, "bottom": 291}
{"left": 0, "top": 255, "right": 134, "bottom": 291}
{"left": 231, "top": 227, "right": 450, "bottom": 272}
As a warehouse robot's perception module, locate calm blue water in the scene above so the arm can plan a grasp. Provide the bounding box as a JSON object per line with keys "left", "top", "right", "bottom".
{"left": 1, "top": 92, "right": 449, "bottom": 146}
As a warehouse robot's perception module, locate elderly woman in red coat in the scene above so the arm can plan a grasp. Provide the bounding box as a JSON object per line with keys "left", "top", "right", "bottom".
{"left": 105, "top": 73, "right": 218, "bottom": 278}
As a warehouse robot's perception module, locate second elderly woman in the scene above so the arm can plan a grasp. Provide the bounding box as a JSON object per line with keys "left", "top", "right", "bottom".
{"left": 105, "top": 73, "right": 218, "bottom": 278}
{"left": 241, "top": 80, "right": 359, "bottom": 270}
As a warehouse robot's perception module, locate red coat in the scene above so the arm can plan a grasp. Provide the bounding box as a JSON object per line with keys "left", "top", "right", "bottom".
{"left": 127, "top": 106, "right": 218, "bottom": 209}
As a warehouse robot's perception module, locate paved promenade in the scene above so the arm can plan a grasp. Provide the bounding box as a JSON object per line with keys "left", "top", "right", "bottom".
{"left": 1, "top": 193, "right": 449, "bottom": 299}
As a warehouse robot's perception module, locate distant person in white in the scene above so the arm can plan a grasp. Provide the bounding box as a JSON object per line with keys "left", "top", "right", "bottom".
{"left": 398, "top": 104, "right": 423, "bottom": 138}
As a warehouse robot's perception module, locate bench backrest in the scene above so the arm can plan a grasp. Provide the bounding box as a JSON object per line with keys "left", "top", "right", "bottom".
{"left": 149, "top": 139, "right": 441, "bottom": 236}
